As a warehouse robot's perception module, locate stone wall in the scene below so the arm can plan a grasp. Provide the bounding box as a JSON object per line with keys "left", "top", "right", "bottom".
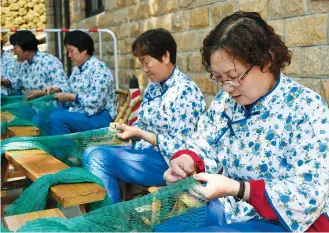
{"left": 1, "top": 0, "right": 46, "bottom": 30}
{"left": 68, "top": 0, "right": 329, "bottom": 105}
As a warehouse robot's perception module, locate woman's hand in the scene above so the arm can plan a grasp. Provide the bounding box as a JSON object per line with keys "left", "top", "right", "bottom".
{"left": 54, "top": 93, "right": 76, "bottom": 102}
{"left": 193, "top": 173, "right": 240, "bottom": 200}
{"left": 44, "top": 86, "right": 61, "bottom": 95}
{"left": 115, "top": 123, "right": 143, "bottom": 140}
{"left": 163, "top": 154, "right": 195, "bottom": 185}
{"left": 26, "top": 90, "right": 46, "bottom": 100}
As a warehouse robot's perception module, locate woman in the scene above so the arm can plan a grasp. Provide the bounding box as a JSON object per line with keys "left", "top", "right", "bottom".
{"left": 164, "top": 12, "right": 329, "bottom": 232}
{"left": 44, "top": 30, "right": 116, "bottom": 135}
{"left": 83, "top": 29, "right": 206, "bottom": 203}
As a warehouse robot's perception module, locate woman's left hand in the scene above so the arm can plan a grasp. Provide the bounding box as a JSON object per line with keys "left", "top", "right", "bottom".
{"left": 54, "top": 93, "right": 76, "bottom": 102}
{"left": 115, "top": 123, "right": 142, "bottom": 140}
{"left": 26, "top": 90, "right": 46, "bottom": 100}
{"left": 193, "top": 173, "right": 240, "bottom": 200}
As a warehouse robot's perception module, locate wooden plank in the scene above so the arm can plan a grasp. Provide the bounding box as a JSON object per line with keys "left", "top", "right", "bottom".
{"left": 4, "top": 208, "right": 66, "bottom": 231}
{"left": 6, "top": 126, "right": 40, "bottom": 137}
{"left": 5, "top": 150, "right": 107, "bottom": 208}
{"left": 1, "top": 111, "right": 40, "bottom": 138}
{"left": 1, "top": 111, "right": 15, "bottom": 122}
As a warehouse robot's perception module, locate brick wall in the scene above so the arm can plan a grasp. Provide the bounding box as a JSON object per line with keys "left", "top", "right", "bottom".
{"left": 67, "top": 0, "right": 329, "bottom": 106}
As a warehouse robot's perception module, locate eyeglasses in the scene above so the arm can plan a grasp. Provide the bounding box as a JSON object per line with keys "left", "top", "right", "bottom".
{"left": 210, "top": 65, "right": 253, "bottom": 90}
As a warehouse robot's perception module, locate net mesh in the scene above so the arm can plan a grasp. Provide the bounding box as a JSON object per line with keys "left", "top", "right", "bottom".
{"left": 1, "top": 95, "right": 25, "bottom": 106}
{"left": 1, "top": 127, "right": 128, "bottom": 162}
{"left": 1, "top": 95, "right": 57, "bottom": 135}
{"left": 11, "top": 176, "right": 207, "bottom": 232}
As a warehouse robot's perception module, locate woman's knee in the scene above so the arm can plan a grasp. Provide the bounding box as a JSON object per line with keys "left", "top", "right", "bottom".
{"left": 83, "top": 147, "right": 117, "bottom": 171}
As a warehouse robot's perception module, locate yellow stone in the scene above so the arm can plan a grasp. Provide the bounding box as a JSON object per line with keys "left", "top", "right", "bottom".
{"left": 189, "top": 7, "right": 209, "bottom": 29}
{"left": 268, "top": 0, "right": 306, "bottom": 19}
{"left": 285, "top": 14, "right": 327, "bottom": 46}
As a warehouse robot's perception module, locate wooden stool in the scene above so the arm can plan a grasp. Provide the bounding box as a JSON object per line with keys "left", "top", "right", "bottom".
{"left": 4, "top": 149, "right": 107, "bottom": 213}
{"left": 3, "top": 208, "right": 66, "bottom": 231}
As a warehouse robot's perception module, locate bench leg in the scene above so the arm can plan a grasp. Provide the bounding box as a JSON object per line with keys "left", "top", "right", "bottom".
{"left": 79, "top": 204, "right": 87, "bottom": 214}
{"left": 1, "top": 157, "right": 9, "bottom": 186}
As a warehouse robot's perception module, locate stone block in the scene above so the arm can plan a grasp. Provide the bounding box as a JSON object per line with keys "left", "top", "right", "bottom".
{"left": 113, "top": 8, "right": 129, "bottom": 25}
{"left": 238, "top": 0, "right": 267, "bottom": 19}
{"left": 189, "top": 7, "right": 209, "bottom": 29}
{"left": 9, "top": 3, "right": 20, "bottom": 10}
{"left": 148, "top": 0, "right": 160, "bottom": 17}
{"left": 284, "top": 47, "right": 300, "bottom": 76}
{"left": 293, "top": 78, "right": 322, "bottom": 94}
{"left": 140, "top": 18, "right": 157, "bottom": 32}
{"left": 160, "top": 0, "right": 178, "bottom": 14}
{"left": 308, "top": 0, "right": 329, "bottom": 13}
{"left": 119, "top": 23, "right": 130, "bottom": 39}
{"left": 188, "top": 53, "right": 205, "bottom": 72}
{"left": 176, "top": 31, "right": 201, "bottom": 51}
{"left": 191, "top": 74, "right": 218, "bottom": 95}
{"left": 301, "top": 46, "right": 329, "bottom": 77}
{"left": 104, "top": 0, "right": 117, "bottom": 10}
{"left": 285, "top": 14, "right": 327, "bottom": 46}
{"left": 135, "top": 2, "right": 149, "bottom": 20}
{"left": 176, "top": 53, "right": 188, "bottom": 72}
{"left": 179, "top": 0, "right": 196, "bottom": 9}
{"left": 117, "top": 0, "right": 126, "bottom": 8}
{"left": 172, "top": 11, "right": 189, "bottom": 32}
{"left": 267, "top": 19, "right": 284, "bottom": 38}
{"left": 268, "top": 0, "right": 307, "bottom": 19}
{"left": 211, "top": 1, "right": 235, "bottom": 26}
{"left": 321, "top": 80, "right": 329, "bottom": 105}
{"left": 156, "top": 14, "right": 172, "bottom": 31}
{"left": 130, "top": 22, "right": 140, "bottom": 38}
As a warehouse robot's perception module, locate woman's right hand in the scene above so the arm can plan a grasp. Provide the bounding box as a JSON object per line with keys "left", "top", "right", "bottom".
{"left": 163, "top": 154, "right": 195, "bottom": 185}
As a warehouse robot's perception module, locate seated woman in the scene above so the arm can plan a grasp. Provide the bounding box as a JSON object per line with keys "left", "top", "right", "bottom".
{"left": 164, "top": 11, "right": 329, "bottom": 232}
{"left": 1, "top": 31, "right": 68, "bottom": 100}
{"left": 1, "top": 40, "right": 20, "bottom": 96}
{"left": 83, "top": 28, "right": 206, "bottom": 203}
{"left": 45, "top": 30, "right": 117, "bottom": 135}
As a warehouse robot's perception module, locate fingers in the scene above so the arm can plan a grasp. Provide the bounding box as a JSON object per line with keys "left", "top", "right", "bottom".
{"left": 193, "top": 173, "right": 209, "bottom": 182}
{"left": 115, "top": 123, "right": 127, "bottom": 131}
{"left": 171, "top": 163, "right": 188, "bottom": 178}
{"left": 163, "top": 168, "right": 183, "bottom": 185}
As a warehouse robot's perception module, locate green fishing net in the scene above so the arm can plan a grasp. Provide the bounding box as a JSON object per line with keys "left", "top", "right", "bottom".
{"left": 1, "top": 94, "right": 57, "bottom": 136}
{"left": 1, "top": 127, "right": 128, "bottom": 162}
{"left": 1, "top": 95, "right": 25, "bottom": 106}
{"left": 6, "top": 175, "right": 207, "bottom": 232}
{"left": 4, "top": 168, "right": 111, "bottom": 217}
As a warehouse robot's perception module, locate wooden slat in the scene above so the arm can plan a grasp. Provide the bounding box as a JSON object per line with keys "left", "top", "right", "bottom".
{"left": 1, "top": 111, "right": 40, "bottom": 139}
{"left": 4, "top": 208, "right": 66, "bottom": 231}
{"left": 6, "top": 126, "right": 40, "bottom": 137}
{"left": 1, "top": 111, "right": 15, "bottom": 122}
{"left": 5, "top": 150, "right": 106, "bottom": 208}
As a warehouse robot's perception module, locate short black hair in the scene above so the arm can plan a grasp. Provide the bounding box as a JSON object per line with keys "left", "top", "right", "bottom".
{"left": 132, "top": 28, "right": 177, "bottom": 65}
{"left": 9, "top": 30, "right": 39, "bottom": 51}
{"left": 64, "top": 30, "right": 94, "bottom": 55}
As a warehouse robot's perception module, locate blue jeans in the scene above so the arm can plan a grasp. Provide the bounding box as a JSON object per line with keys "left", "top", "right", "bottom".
{"left": 50, "top": 108, "right": 112, "bottom": 135}
{"left": 83, "top": 145, "right": 169, "bottom": 203}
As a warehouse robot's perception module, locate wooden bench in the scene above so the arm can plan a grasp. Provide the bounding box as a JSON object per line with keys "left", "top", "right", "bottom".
{"left": 3, "top": 208, "right": 66, "bottom": 231}
{"left": 4, "top": 149, "right": 107, "bottom": 213}
{"left": 1, "top": 111, "right": 40, "bottom": 139}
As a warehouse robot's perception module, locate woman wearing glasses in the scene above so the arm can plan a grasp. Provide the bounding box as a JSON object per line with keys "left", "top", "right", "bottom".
{"left": 163, "top": 11, "right": 329, "bottom": 232}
